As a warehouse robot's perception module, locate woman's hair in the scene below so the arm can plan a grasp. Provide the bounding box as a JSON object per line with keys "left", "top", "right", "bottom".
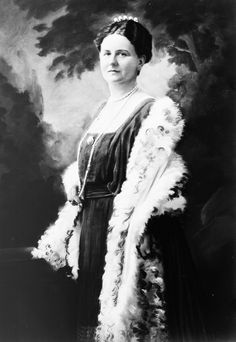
{"left": 94, "top": 19, "right": 152, "bottom": 63}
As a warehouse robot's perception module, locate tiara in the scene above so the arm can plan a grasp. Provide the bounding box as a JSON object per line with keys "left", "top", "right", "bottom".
{"left": 113, "top": 15, "right": 138, "bottom": 22}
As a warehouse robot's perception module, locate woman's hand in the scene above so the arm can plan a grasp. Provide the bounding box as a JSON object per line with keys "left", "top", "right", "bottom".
{"left": 68, "top": 185, "right": 79, "bottom": 206}
{"left": 137, "top": 232, "right": 152, "bottom": 259}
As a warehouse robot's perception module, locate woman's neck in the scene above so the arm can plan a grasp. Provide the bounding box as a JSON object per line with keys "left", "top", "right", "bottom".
{"left": 108, "top": 82, "right": 137, "bottom": 100}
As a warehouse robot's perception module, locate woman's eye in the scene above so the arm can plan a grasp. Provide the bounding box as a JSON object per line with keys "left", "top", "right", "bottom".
{"left": 118, "top": 52, "right": 128, "bottom": 56}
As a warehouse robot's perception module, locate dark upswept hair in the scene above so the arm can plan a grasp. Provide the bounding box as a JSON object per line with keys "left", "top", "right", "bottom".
{"left": 94, "top": 19, "right": 152, "bottom": 63}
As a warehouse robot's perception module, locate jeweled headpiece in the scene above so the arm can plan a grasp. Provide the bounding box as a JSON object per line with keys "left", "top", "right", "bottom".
{"left": 94, "top": 14, "right": 152, "bottom": 63}
{"left": 113, "top": 15, "right": 138, "bottom": 22}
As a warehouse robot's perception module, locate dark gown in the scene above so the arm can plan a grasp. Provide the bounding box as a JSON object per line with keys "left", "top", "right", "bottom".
{"left": 76, "top": 100, "right": 207, "bottom": 341}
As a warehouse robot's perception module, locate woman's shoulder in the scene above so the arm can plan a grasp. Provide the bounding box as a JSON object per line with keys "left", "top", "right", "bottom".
{"left": 134, "top": 89, "right": 155, "bottom": 108}
{"left": 135, "top": 93, "right": 182, "bottom": 124}
{"left": 135, "top": 95, "right": 184, "bottom": 151}
{"left": 138, "top": 93, "right": 179, "bottom": 112}
{"left": 126, "top": 90, "right": 154, "bottom": 121}
{"left": 147, "top": 95, "right": 182, "bottom": 126}
{"left": 133, "top": 92, "right": 179, "bottom": 115}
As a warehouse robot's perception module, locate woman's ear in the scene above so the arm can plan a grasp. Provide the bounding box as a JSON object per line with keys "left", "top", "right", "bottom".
{"left": 139, "top": 55, "right": 146, "bottom": 68}
{"left": 137, "top": 56, "right": 145, "bottom": 75}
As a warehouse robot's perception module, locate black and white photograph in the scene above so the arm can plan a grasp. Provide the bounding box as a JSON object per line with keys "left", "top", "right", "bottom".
{"left": 0, "top": 0, "right": 235, "bottom": 341}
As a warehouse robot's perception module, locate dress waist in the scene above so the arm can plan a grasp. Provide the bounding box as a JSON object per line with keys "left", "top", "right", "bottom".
{"left": 85, "top": 183, "right": 114, "bottom": 199}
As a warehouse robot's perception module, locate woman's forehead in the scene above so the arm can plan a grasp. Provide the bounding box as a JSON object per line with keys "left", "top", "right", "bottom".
{"left": 100, "top": 34, "right": 134, "bottom": 51}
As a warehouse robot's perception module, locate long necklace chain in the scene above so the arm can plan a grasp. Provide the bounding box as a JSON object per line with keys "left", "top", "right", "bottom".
{"left": 75, "top": 85, "right": 138, "bottom": 210}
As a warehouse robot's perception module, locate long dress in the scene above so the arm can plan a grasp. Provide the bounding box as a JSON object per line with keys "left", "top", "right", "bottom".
{"left": 76, "top": 98, "right": 207, "bottom": 341}
{"left": 76, "top": 100, "right": 154, "bottom": 327}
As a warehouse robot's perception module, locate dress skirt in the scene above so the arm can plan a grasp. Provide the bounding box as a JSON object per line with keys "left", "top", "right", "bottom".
{"left": 77, "top": 195, "right": 114, "bottom": 326}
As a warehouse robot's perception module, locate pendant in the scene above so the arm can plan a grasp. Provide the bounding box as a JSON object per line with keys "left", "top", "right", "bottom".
{"left": 86, "top": 135, "right": 95, "bottom": 145}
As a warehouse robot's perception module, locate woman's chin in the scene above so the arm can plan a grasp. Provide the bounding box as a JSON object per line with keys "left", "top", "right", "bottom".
{"left": 105, "top": 74, "right": 122, "bottom": 82}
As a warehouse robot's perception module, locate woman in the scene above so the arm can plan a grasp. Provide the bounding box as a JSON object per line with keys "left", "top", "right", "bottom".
{"left": 33, "top": 17, "right": 206, "bottom": 342}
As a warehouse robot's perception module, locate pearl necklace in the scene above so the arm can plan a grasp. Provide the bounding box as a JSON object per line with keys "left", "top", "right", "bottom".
{"left": 108, "top": 85, "right": 138, "bottom": 103}
{"left": 75, "top": 86, "right": 139, "bottom": 212}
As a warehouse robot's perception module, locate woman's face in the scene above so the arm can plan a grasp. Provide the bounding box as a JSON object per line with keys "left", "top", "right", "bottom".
{"left": 99, "top": 34, "right": 143, "bottom": 86}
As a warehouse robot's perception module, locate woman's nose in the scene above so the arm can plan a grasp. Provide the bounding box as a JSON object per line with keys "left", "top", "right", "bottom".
{"left": 109, "top": 53, "right": 118, "bottom": 66}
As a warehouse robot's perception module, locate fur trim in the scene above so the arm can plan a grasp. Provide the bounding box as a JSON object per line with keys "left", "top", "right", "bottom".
{"left": 31, "top": 162, "right": 81, "bottom": 279}
{"left": 62, "top": 161, "right": 79, "bottom": 195}
{"left": 96, "top": 96, "right": 187, "bottom": 341}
